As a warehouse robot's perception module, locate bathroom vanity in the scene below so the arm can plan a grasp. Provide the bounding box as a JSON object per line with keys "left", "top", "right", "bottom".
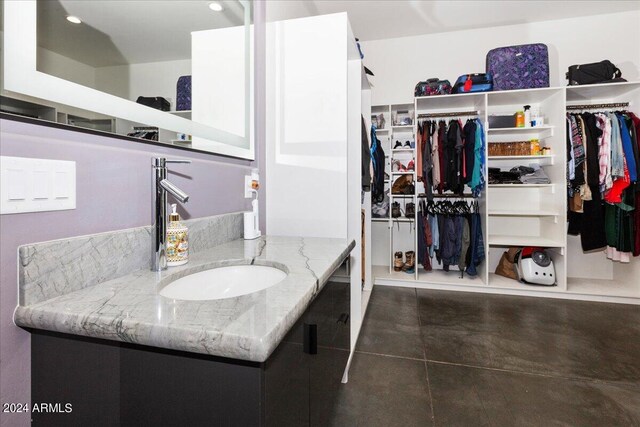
{"left": 14, "top": 213, "right": 354, "bottom": 426}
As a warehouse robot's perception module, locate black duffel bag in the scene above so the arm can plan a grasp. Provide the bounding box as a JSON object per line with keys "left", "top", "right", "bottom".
{"left": 566, "top": 60, "right": 626, "bottom": 86}
{"left": 136, "top": 96, "right": 171, "bottom": 111}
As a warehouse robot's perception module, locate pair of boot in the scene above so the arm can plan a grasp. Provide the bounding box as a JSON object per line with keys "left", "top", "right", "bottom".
{"left": 391, "top": 202, "right": 415, "bottom": 219}
{"left": 394, "top": 251, "right": 415, "bottom": 274}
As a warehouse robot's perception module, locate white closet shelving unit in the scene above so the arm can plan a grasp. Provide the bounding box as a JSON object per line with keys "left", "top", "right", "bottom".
{"left": 371, "top": 103, "right": 419, "bottom": 276}
{"left": 372, "top": 81, "right": 640, "bottom": 304}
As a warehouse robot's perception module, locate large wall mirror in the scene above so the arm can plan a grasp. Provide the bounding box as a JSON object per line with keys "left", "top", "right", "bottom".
{"left": 2, "top": 0, "right": 254, "bottom": 159}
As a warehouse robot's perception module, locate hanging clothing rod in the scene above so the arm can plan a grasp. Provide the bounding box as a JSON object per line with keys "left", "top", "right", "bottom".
{"left": 418, "top": 193, "right": 475, "bottom": 198}
{"left": 132, "top": 126, "right": 159, "bottom": 131}
{"left": 418, "top": 110, "right": 479, "bottom": 118}
{"left": 566, "top": 102, "right": 629, "bottom": 110}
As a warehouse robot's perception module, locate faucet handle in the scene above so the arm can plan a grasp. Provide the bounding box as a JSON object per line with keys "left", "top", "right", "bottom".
{"left": 153, "top": 157, "right": 192, "bottom": 167}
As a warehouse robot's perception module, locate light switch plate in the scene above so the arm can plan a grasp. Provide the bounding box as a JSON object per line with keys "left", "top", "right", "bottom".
{"left": 0, "top": 156, "right": 76, "bottom": 214}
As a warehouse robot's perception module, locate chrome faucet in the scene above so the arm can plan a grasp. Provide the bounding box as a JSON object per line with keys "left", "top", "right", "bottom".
{"left": 152, "top": 157, "right": 191, "bottom": 271}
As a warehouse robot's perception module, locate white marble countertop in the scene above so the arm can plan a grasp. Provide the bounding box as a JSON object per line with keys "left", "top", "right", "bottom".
{"left": 14, "top": 236, "right": 354, "bottom": 362}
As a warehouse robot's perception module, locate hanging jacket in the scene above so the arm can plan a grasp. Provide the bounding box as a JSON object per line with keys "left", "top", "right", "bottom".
{"left": 568, "top": 115, "right": 586, "bottom": 187}
{"left": 437, "top": 121, "right": 446, "bottom": 193}
{"left": 618, "top": 114, "right": 637, "bottom": 183}
{"left": 422, "top": 123, "right": 434, "bottom": 200}
{"left": 463, "top": 120, "right": 476, "bottom": 184}
{"left": 457, "top": 216, "right": 470, "bottom": 272}
{"left": 444, "top": 120, "right": 462, "bottom": 194}
{"left": 628, "top": 112, "right": 640, "bottom": 256}
{"left": 416, "top": 121, "right": 424, "bottom": 182}
{"left": 370, "top": 126, "right": 386, "bottom": 203}
{"left": 431, "top": 122, "right": 441, "bottom": 192}
{"left": 466, "top": 211, "right": 485, "bottom": 277}
{"left": 428, "top": 213, "right": 439, "bottom": 258}
{"left": 583, "top": 113, "right": 603, "bottom": 187}
{"left": 470, "top": 119, "right": 485, "bottom": 197}
{"left": 361, "top": 116, "right": 372, "bottom": 192}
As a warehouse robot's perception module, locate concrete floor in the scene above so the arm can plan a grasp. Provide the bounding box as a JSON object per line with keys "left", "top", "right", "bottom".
{"left": 332, "top": 286, "right": 640, "bottom": 426}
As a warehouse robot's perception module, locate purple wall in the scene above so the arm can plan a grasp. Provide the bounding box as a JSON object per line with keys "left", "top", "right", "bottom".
{"left": 0, "top": 119, "right": 256, "bottom": 426}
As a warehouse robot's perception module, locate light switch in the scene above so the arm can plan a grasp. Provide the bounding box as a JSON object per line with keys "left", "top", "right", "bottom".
{"left": 1, "top": 156, "right": 76, "bottom": 214}
{"left": 7, "top": 169, "right": 27, "bottom": 200}
{"left": 33, "top": 170, "right": 50, "bottom": 200}
{"left": 54, "top": 171, "right": 70, "bottom": 199}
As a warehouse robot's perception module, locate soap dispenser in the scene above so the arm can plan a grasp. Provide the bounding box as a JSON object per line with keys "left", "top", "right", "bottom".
{"left": 166, "top": 204, "right": 189, "bottom": 266}
{"left": 244, "top": 169, "right": 261, "bottom": 240}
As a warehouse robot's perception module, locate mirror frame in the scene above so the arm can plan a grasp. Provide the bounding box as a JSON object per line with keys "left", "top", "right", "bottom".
{"left": 3, "top": 0, "right": 254, "bottom": 160}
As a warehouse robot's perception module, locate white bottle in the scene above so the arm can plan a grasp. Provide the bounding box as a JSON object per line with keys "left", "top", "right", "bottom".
{"left": 166, "top": 204, "right": 189, "bottom": 266}
{"left": 524, "top": 105, "right": 532, "bottom": 128}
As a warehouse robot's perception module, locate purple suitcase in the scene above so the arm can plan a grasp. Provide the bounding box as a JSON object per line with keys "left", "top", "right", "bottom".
{"left": 176, "top": 75, "right": 191, "bottom": 111}
{"left": 486, "top": 44, "right": 549, "bottom": 91}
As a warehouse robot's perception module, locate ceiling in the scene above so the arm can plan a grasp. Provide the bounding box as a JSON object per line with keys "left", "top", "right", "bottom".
{"left": 37, "top": 0, "right": 248, "bottom": 67}
{"left": 32, "top": 0, "right": 640, "bottom": 67}
{"left": 266, "top": 0, "right": 640, "bottom": 42}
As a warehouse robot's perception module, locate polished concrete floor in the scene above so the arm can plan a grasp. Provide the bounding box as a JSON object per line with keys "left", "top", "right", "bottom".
{"left": 332, "top": 286, "right": 640, "bottom": 426}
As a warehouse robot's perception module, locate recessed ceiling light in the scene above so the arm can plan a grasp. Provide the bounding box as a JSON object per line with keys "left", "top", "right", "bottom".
{"left": 66, "top": 15, "right": 82, "bottom": 24}
{"left": 209, "top": 2, "right": 224, "bottom": 12}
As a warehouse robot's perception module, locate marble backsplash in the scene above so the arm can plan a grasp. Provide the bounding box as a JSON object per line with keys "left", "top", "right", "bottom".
{"left": 19, "top": 212, "right": 243, "bottom": 306}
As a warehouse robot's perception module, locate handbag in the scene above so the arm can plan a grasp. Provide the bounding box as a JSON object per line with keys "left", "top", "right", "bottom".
{"left": 452, "top": 73, "right": 493, "bottom": 94}
{"left": 414, "top": 78, "right": 452, "bottom": 96}
{"left": 136, "top": 96, "right": 170, "bottom": 111}
{"left": 566, "top": 60, "right": 626, "bottom": 85}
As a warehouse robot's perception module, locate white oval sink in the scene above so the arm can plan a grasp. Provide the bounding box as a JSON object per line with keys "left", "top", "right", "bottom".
{"left": 160, "top": 265, "right": 287, "bottom": 301}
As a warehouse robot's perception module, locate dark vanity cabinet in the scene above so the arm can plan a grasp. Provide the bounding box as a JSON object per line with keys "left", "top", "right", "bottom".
{"left": 30, "top": 281, "right": 350, "bottom": 426}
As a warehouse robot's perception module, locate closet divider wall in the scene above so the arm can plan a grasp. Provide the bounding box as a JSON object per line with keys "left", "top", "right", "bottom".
{"left": 371, "top": 81, "right": 640, "bottom": 304}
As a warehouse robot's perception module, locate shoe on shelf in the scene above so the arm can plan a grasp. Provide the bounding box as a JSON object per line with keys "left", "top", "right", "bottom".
{"left": 404, "top": 141, "right": 412, "bottom": 149}
{"left": 391, "top": 202, "right": 401, "bottom": 218}
{"left": 393, "top": 140, "right": 403, "bottom": 149}
{"left": 405, "top": 202, "right": 415, "bottom": 218}
{"left": 402, "top": 183, "right": 415, "bottom": 195}
{"left": 407, "top": 160, "right": 415, "bottom": 171}
{"left": 384, "top": 171, "right": 390, "bottom": 180}
{"left": 402, "top": 251, "right": 415, "bottom": 274}
{"left": 394, "top": 251, "right": 404, "bottom": 272}
{"left": 392, "top": 160, "right": 407, "bottom": 172}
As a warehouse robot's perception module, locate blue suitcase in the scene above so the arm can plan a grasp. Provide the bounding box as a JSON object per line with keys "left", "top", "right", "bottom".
{"left": 451, "top": 73, "right": 493, "bottom": 94}
{"left": 176, "top": 75, "right": 191, "bottom": 111}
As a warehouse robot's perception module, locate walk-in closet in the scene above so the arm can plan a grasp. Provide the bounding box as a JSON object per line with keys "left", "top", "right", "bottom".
{"left": 367, "top": 81, "right": 640, "bottom": 304}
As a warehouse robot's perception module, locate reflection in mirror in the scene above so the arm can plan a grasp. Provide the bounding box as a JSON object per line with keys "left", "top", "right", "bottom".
{"left": 2, "top": 0, "right": 253, "bottom": 158}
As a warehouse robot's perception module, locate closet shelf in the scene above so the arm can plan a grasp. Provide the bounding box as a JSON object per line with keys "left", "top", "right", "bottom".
{"left": 488, "top": 125, "right": 553, "bottom": 132}
{"left": 565, "top": 81, "right": 640, "bottom": 102}
{"left": 416, "top": 269, "right": 487, "bottom": 287}
{"left": 390, "top": 218, "right": 414, "bottom": 222}
{"left": 566, "top": 277, "right": 640, "bottom": 298}
{"left": 391, "top": 171, "right": 415, "bottom": 175}
{"left": 390, "top": 194, "right": 415, "bottom": 198}
{"left": 169, "top": 110, "right": 192, "bottom": 118}
{"left": 488, "top": 235, "right": 564, "bottom": 247}
{"left": 372, "top": 217, "right": 389, "bottom": 222}
{"left": 392, "top": 125, "right": 413, "bottom": 129}
{"left": 488, "top": 273, "right": 562, "bottom": 292}
{"left": 374, "top": 128, "right": 390, "bottom": 132}
{"left": 488, "top": 155, "right": 554, "bottom": 160}
{"left": 488, "top": 183, "right": 554, "bottom": 188}
{"left": 391, "top": 148, "right": 414, "bottom": 152}
{"left": 489, "top": 210, "right": 559, "bottom": 217}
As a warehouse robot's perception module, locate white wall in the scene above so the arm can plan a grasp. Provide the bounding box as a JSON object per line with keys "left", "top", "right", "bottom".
{"left": 36, "top": 48, "right": 96, "bottom": 89}
{"left": 360, "top": 10, "right": 640, "bottom": 105}
{"left": 95, "top": 59, "right": 191, "bottom": 109}
{"left": 266, "top": 13, "right": 349, "bottom": 238}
